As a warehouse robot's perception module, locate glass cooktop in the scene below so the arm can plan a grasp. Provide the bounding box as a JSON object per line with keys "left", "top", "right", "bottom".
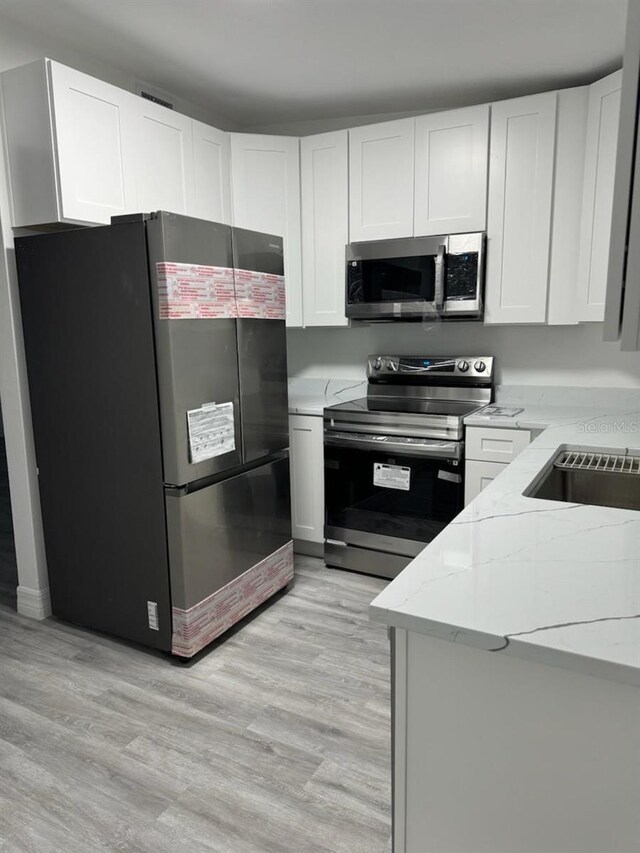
{"left": 325, "top": 397, "right": 483, "bottom": 418}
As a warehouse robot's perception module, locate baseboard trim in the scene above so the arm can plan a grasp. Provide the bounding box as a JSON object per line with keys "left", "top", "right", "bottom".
{"left": 17, "top": 585, "right": 52, "bottom": 620}
{"left": 293, "top": 539, "right": 324, "bottom": 558}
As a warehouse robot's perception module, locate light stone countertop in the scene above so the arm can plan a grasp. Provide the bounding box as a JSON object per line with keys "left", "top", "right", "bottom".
{"left": 288, "top": 377, "right": 367, "bottom": 416}
{"left": 370, "top": 404, "right": 640, "bottom": 686}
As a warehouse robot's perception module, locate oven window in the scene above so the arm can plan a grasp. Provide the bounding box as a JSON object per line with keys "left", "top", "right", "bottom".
{"left": 347, "top": 255, "right": 436, "bottom": 305}
{"left": 325, "top": 446, "right": 463, "bottom": 543}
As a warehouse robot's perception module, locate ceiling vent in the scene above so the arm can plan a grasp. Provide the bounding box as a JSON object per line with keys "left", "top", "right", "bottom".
{"left": 136, "top": 81, "right": 174, "bottom": 111}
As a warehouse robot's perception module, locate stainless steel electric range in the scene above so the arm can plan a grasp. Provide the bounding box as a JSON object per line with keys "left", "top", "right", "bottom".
{"left": 323, "top": 355, "right": 494, "bottom": 579}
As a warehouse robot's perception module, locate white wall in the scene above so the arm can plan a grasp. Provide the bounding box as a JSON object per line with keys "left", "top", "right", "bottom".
{"left": 287, "top": 322, "right": 640, "bottom": 389}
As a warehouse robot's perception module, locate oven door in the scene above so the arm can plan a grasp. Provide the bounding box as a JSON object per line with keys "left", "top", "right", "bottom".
{"left": 324, "top": 431, "right": 464, "bottom": 556}
{"left": 345, "top": 233, "right": 484, "bottom": 320}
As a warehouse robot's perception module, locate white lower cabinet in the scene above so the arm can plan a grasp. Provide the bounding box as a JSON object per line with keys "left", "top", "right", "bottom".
{"left": 465, "top": 426, "right": 532, "bottom": 505}
{"left": 288, "top": 415, "right": 325, "bottom": 545}
{"left": 464, "top": 460, "right": 507, "bottom": 505}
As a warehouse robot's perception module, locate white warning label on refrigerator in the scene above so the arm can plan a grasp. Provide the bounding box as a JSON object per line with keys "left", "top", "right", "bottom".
{"left": 156, "top": 262, "right": 237, "bottom": 319}
{"left": 373, "top": 463, "right": 411, "bottom": 491}
{"left": 187, "top": 402, "right": 235, "bottom": 463}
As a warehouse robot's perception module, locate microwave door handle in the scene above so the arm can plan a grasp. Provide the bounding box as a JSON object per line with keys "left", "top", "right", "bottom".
{"left": 434, "top": 244, "right": 446, "bottom": 312}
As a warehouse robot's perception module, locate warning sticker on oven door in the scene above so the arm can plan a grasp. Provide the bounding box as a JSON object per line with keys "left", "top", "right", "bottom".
{"left": 373, "top": 463, "right": 411, "bottom": 491}
{"left": 187, "top": 402, "right": 235, "bottom": 463}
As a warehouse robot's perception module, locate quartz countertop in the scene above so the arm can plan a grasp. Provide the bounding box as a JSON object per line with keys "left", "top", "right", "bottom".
{"left": 370, "top": 404, "right": 640, "bottom": 686}
{"left": 288, "top": 377, "right": 367, "bottom": 416}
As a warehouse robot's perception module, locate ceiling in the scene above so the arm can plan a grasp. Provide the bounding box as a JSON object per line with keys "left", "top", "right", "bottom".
{"left": 0, "top": 0, "right": 628, "bottom": 128}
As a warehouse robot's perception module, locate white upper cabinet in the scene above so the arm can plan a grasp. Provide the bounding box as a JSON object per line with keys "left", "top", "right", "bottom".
{"left": 133, "top": 99, "right": 195, "bottom": 215}
{"left": 301, "top": 131, "right": 349, "bottom": 327}
{"left": 546, "top": 86, "right": 589, "bottom": 325}
{"left": 414, "top": 105, "right": 489, "bottom": 236}
{"left": 230, "top": 133, "right": 302, "bottom": 327}
{"left": 349, "top": 118, "right": 415, "bottom": 241}
{"left": 577, "top": 70, "right": 623, "bottom": 322}
{"left": 485, "top": 92, "right": 557, "bottom": 324}
{"left": 192, "top": 121, "right": 232, "bottom": 225}
{"left": 1, "top": 60, "right": 138, "bottom": 226}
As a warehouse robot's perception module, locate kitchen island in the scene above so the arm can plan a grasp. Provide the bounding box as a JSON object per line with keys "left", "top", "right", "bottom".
{"left": 370, "top": 407, "right": 640, "bottom": 853}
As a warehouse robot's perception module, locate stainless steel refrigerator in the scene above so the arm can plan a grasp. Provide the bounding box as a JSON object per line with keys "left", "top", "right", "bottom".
{"left": 16, "top": 211, "right": 292, "bottom": 658}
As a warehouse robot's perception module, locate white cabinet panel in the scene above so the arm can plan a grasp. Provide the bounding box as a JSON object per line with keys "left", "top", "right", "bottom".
{"left": 547, "top": 87, "right": 590, "bottom": 325}
{"left": 349, "top": 118, "right": 415, "bottom": 241}
{"left": 301, "top": 131, "right": 349, "bottom": 327}
{"left": 49, "top": 63, "right": 138, "bottom": 224}
{"left": 1, "top": 59, "right": 138, "bottom": 226}
{"left": 414, "top": 105, "right": 489, "bottom": 236}
{"left": 485, "top": 92, "right": 557, "bottom": 324}
{"left": 133, "top": 101, "right": 195, "bottom": 215}
{"left": 464, "top": 460, "right": 507, "bottom": 505}
{"left": 466, "top": 426, "right": 531, "bottom": 463}
{"left": 230, "top": 134, "right": 302, "bottom": 327}
{"left": 192, "top": 120, "right": 232, "bottom": 224}
{"left": 289, "top": 414, "right": 324, "bottom": 544}
{"left": 577, "top": 70, "right": 623, "bottom": 322}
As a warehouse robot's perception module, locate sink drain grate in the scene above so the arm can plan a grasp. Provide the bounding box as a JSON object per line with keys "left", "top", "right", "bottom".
{"left": 555, "top": 450, "right": 640, "bottom": 475}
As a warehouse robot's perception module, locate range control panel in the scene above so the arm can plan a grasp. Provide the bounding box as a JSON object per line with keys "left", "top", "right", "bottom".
{"left": 367, "top": 355, "right": 494, "bottom": 381}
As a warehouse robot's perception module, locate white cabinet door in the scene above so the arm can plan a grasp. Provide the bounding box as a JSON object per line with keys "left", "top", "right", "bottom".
{"left": 349, "top": 118, "right": 415, "bottom": 241}
{"left": 466, "top": 426, "right": 532, "bottom": 463}
{"left": 485, "top": 92, "right": 557, "bottom": 324}
{"left": 192, "top": 120, "right": 232, "bottom": 224}
{"left": 133, "top": 99, "right": 195, "bottom": 215}
{"left": 289, "top": 414, "right": 325, "bottom": 544}
{"left": 414, "top": 105, "right": 489, "bottom": 236}
{"left": 577, "top": 70, "right": 623, "bottom": 322}
{"left": 49, "top": 61, "right": 138, "bottom": 224}
{"left": 547, "top": 86, "right": 589, "bottom": 326}
{"left": 464, "top": 460, "right": 507, "bottom": 505}
{"left": 230, "top": 134, "right": 303, "bottom": 327}
{"left": 301, "top": 131, "right": 349, "bottom": 327}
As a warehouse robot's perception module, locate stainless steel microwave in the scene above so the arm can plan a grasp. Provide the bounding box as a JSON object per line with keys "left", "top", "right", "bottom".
{"left": 345, "top": 232, "right": 485, "bottom": 321}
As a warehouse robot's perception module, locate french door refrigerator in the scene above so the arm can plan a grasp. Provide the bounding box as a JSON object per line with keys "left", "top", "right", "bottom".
{"left": 16, "top": 211, "right": 292, "bottom": 658}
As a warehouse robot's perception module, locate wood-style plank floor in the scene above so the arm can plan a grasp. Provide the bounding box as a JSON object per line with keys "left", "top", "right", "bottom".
{"left": 0, "top": 555, "right": 391, "bottom": 852}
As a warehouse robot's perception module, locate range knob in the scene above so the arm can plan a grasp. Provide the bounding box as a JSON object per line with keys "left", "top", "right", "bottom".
{"left": 372, "top": 357, "right": 382, "bottom": 371}
{"left": 457, "top": 360, "right": 470, "bottom": 372}
{"left": 474, "top": 360, "right": 486, "bottom": 373}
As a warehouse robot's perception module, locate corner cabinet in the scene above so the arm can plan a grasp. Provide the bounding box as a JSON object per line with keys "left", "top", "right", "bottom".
{"left": 288, "top": 414, "right": 325, "bottom": 545}
{"left": 230, "top": 134, "right": 303, "bottom": 327}
{"left": 485, "top": 92, "right": 557, "bottom": 324}
{"left": 576, "top": 70, "right": 623, "bottom": 322}
{"left": 349, "top": 118, "right": 415, "bottom": 241}
{"left": 2, "top": 59, "right": 138, "bottom": 226}
{"left": 300, "top": 131, "right": 349, "bottom": 327}
{"left": 414, "top": 104, "right": 489, "bottom": 236}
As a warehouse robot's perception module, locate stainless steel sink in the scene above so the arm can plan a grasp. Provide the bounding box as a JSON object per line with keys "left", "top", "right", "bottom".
{"left": 526, "top": 449, "right": 640, "bottom": 511}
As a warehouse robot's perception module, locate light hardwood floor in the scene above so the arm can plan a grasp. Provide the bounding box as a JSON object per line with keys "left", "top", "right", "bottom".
{"left": 0, "top": 556, "right": 391, "bottom": 852}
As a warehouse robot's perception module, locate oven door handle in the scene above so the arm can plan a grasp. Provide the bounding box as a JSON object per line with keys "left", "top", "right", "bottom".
{"left": 324, "top": 432, "right": 463, "bottom": 460}
{"left": 434, "top": 243, "right": 446, "bottom": 312}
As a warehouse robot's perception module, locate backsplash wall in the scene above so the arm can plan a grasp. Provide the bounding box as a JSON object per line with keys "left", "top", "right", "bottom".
{"left": 286, "top": 321, "right": 640, "bottom": 388}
